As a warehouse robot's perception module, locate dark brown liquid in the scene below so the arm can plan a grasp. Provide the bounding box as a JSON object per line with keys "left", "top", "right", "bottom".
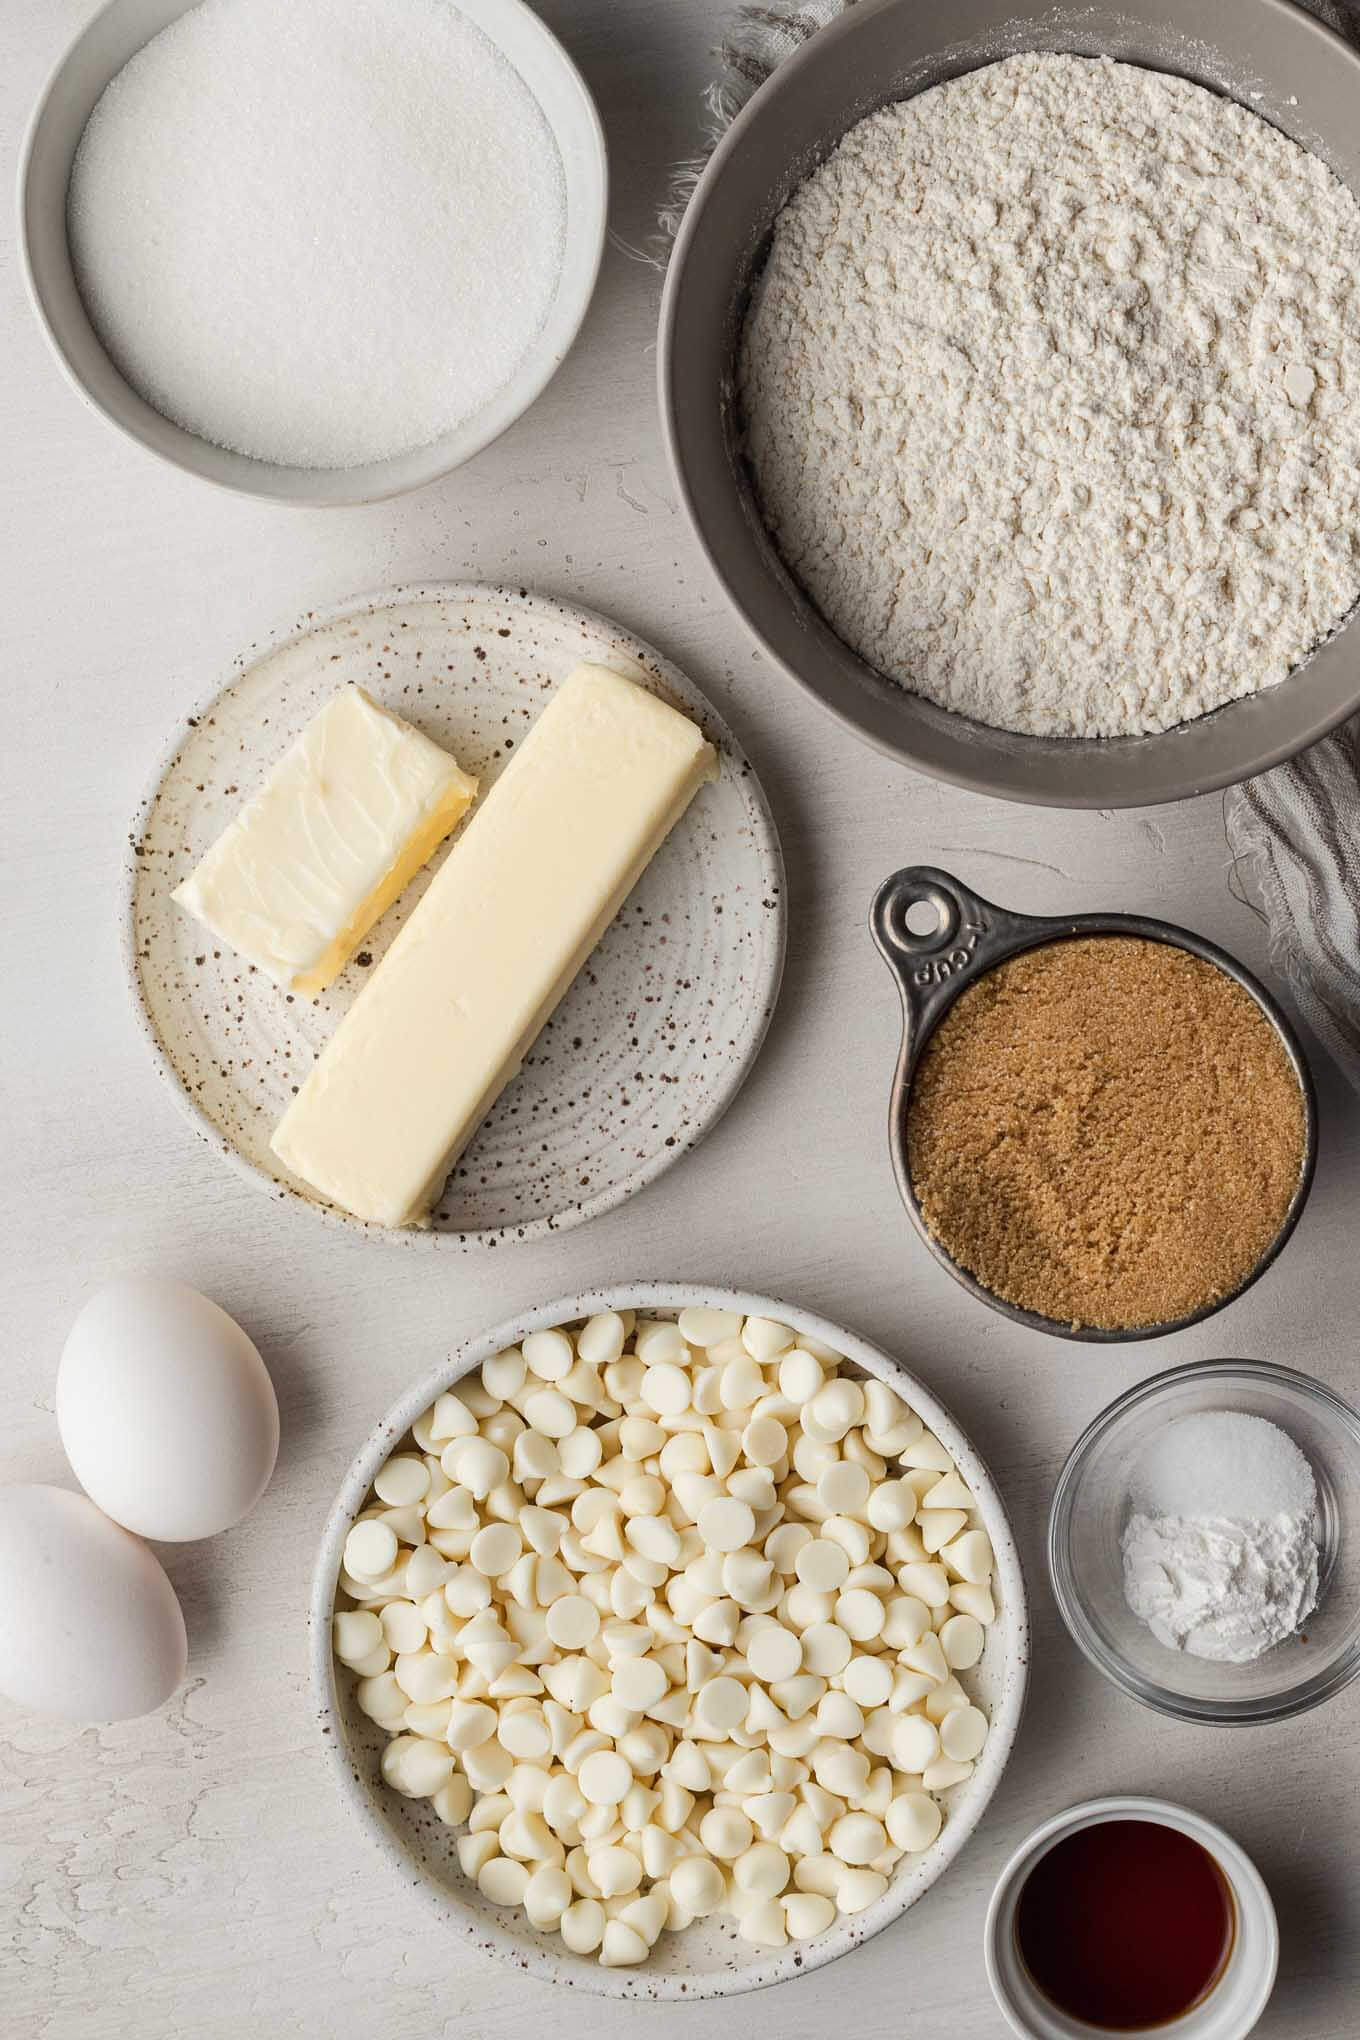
{"left": 1015, "top": 1819, "right": 1235, "bottom": 2031}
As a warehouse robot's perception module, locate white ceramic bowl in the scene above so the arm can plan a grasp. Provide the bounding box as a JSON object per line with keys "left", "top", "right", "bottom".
{"left": 18, "top": 0, "right": 607, "bottom": 505}
{"left": 985, "top": 1797, "right": 1278, "bottom": 2040}
{"left": 311, "top": 1285, "right": 1030, "bottom": 1999}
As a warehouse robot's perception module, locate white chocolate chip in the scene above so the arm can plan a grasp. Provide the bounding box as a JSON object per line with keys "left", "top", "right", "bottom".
{"left": 699, "top": 1805, "right": 754, "bottom": 1859}
{"left": 837, "top": 1867, "right": 888, "bottom": 1914}
{"left": 743, "top": 1317, "right": 795, "bottom": 1362}
{"left": 344, "top": 1519, "right": 398, "bottom": 1580}
{"left": 939, "top": 1613, "right": 985, "bottom": 1670}
{"left": 381, "top": 1736, "right": 455, "bottom": 1797}
{"left": 578, "top": 1749, "right": 632, "bottom": 1806}
{"left": 922, "top": 1756, "right": 974, "bottom": 1792}
{"left": 699, "top": 1496, "right": 756, "bottom": 1552}
{"left": 560, "top": 1897, "right": 606, "bottom": 1953}
{"left": 802, "top": 1621, "right": 852, "bottom": 1676}
{"left": 783, "top": 1890, "right": 836, "bottom": 1939}
{"left": 829, "top": 1813, "right": 888, "bottom": 1865}
{"left": 939, "top": 1704, "right": 988, "bottom": 1762}
{"left": 744, "top": 1621, "right": 802, "bottom": 1683}
{"left": 941, "top": 1530, "right": 994, "bottom": 1584}
{"left": 796, "top": 1539, "right": 850, "bottom": 1592}
{"left": 678, "top": 1307, "right": 744, "bottom": 1348}
{"left": 886, "top": 1791, "right": 942, "bottom": 1852}
{"left": 889, "top": 1714, "right": 939, "bottom": 1773}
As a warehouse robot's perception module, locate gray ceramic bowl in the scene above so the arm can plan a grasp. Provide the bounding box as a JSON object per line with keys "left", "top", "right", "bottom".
{"left": 659, "top": 0, "right": 1360, "bottom": 806}
{"left": 311, "top": 1285, "right": 1029, "bottom": 1999}
{"left": 18, "top": 0, "right": 606, "bottom": 505}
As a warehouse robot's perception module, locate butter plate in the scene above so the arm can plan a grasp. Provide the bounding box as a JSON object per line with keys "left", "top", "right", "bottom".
{"left": 124, "top": 584, "right": 785, "bottom": 1246}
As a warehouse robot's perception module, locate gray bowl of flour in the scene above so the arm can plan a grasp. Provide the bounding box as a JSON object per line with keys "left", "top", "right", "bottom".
{"left": 659, "top": 0, "right": 1360, "bottom": 806}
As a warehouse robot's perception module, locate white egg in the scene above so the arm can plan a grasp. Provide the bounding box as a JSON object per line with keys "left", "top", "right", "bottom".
{"left": 0, "top": 1485, "right": 187, "bottom": 1721}
{"left": 57, "top": 1275, "right": 279, "bottom": 1541}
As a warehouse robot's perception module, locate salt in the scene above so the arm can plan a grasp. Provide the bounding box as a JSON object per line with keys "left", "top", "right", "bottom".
{"left": 68, "top": 0, "right": 566, "bottom": 469}
{"left": 1130, "top": 1411, "right": 1317, "bottom": 1523}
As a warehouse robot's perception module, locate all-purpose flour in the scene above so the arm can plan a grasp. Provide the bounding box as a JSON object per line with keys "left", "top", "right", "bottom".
{"left": 739, "top": 54, "right": 1360, "bottom": 738}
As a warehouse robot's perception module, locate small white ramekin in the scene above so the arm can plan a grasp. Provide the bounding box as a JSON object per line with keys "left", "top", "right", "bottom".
{"left": 984, "top": 1797, "right": 1278, "bottom": 2040}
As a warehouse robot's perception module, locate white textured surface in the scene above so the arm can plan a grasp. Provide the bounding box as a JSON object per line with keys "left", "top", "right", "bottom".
{"left": 2, "top": 2, "right": 1359, "bottom": 2036}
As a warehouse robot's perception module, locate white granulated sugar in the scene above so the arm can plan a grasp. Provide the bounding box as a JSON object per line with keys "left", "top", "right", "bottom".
{"left": 739, "top": 53, "right": 1360, "bottom": 738}
{"left": 1131, "top": 1410, "right": 1316, "bottom": 1522}
{"left": 68, "top": 0, "right": 566, "bottom": 469}
{"left": 1122, "top": 1411, "right": 1319, "bottom": 1664}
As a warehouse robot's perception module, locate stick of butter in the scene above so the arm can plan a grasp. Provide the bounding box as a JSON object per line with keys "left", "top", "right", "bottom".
{"left": 270, "top": 664, "right": 719, "bottom": 1227}
{"left": 172, "top": 687, "right": 477, "bottom": 997}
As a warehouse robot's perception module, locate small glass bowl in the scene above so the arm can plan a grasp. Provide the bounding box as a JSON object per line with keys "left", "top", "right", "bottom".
{"left": 1048, "top": 1359, "right": 1360, "bottom": 1724}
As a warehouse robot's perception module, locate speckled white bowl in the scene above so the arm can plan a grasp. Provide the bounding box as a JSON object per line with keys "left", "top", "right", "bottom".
{"left": 310, "top": 1284, "right": 1030, "bottom": 1999}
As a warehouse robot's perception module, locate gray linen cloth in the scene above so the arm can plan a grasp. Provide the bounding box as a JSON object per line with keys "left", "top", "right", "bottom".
{"left": 669, "top": 0, "right": 1360, "bottom": 1088}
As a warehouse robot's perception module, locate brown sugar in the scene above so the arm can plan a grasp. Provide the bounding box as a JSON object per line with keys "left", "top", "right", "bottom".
{"left": 905, "top": 937, "right": 1307, "bottom": 1331}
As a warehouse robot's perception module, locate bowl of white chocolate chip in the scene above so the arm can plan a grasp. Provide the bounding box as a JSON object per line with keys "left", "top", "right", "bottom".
{"left": 311, "top": 1286, "right": 1027, "bottom": 1996}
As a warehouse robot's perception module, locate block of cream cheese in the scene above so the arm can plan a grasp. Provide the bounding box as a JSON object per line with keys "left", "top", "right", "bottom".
{"left": 270, "top": 664, "right": 718, "bottom": 1226}
{"left": 171, "top": 687, "right": 477, "bottom": 997}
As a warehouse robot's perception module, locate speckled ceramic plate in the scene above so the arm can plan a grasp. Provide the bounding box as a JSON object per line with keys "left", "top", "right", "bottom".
{"left": 125, "top": 587, "right": 785, "bottom": 1246}
{"left": 310, "top": 1286, "right": 1030, "bottom": 1999}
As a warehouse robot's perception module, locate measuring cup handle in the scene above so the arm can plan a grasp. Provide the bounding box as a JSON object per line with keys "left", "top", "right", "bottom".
{"left": 870, "top": 866, "right": 1039, "bottom": 1065}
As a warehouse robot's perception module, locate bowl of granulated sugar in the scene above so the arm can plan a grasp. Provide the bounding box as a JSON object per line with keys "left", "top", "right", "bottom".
{"left": 19, "top": 0, "right": 606, "bottom": 504}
